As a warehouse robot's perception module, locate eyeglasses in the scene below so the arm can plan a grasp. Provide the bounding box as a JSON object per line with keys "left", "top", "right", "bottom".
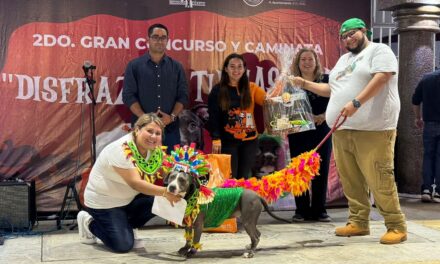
{"left": 150, "top": 35, "right": 168, "bottom": 42}
{"left": 340, "top": 29, "right": 359, "bottom": 41}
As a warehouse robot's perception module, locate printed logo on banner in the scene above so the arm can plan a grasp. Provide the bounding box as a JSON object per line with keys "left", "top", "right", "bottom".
{"left": 169, "top": 0, "right": 206, "bottom": 8}
{"left": 268, "top": 0, "right": 306, "bottom": 6}
{"left": 243, "top": 0, "right": 264, "bottom": 6}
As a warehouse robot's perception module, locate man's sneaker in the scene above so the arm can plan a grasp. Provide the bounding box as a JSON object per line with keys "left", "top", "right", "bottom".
{"left": 432, "top": 192, "right": 440, "bottom": 203}
{"left": 335, "top": 223, "right": 370, "bottom": 237}
{"left": 292, "top": 213, "right": 305, "bottom": 222}
{"left": 380, "top": 229, "right": 407, "bottom": 244}
{"left": 133, "top": 228, "right": 145, "bottom": 249}
{"left": 77, "top": 211, "right": 96, "bottom": 245}
{"left": 421, "top": 189, "right": 432, "bottom": 202}
{"left": 317, "top": 213, "right": 332, "bottom": 222}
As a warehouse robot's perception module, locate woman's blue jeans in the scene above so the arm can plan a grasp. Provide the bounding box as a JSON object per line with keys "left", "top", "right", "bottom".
{"left": 87, "top": 194, "right": 155, "bottom": 253}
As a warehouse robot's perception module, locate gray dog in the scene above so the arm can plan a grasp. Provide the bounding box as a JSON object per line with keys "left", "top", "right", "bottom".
{"left": 165, "top": 170, "right": 290, "bottom": 258}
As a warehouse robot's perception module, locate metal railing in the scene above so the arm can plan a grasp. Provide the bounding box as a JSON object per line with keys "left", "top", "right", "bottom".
{"left": 371, "top": 0, "right": 399, "bottom": 57}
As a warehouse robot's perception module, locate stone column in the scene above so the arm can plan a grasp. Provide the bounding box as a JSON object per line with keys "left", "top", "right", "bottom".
{"left": 378, "top": 1, "right": 440, "bottom": 193}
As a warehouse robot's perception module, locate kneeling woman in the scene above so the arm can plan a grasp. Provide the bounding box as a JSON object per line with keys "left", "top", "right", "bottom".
{"left": 78, "top": 113, "right": 181, "bottom": 253}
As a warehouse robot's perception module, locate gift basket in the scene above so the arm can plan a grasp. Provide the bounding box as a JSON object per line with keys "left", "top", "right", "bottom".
{"left": 264, "top": 51, "right": 315, "bottom": 136}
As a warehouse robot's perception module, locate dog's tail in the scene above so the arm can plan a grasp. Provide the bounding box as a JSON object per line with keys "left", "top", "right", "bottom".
{"left": 259, "top": 197, "right": 292, "bottom": 223}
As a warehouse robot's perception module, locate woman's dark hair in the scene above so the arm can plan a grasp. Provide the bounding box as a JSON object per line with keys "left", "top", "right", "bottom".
{"left": 218, "top": 53, "right": 251, "bottom": 111}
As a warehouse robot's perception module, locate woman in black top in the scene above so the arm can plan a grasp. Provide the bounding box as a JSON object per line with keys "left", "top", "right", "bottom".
{"left": 208, "top": 53, "right": 266, "bottom": 179}
{"left": 289, "top": 48, "right": 332, "bottom": 222}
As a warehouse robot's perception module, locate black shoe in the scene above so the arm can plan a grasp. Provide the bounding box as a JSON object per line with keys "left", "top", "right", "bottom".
{"left": 421, "top": 189, "right": 432, "bottom": 203}
{"left": 432, "top": 192, "right": 440, "bottom": 203}
{"left": 292, "top": 214, "right": 305, "bottom": 222}
{"left": 317, "top": 213, "right": 332, "bottom": 222}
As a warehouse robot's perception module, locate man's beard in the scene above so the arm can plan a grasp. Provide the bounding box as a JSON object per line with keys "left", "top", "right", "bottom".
{"left": 346, "top": 36, "right": 366, "bottom": 54}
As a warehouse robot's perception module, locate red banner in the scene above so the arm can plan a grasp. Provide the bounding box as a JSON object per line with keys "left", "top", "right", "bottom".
{"left": 0, "top": 1, "right": 369, "bottom": 211}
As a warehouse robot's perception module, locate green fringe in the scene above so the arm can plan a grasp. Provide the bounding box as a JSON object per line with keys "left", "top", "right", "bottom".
{"left": 200, "top": 188, "right": 243, "bottom": 228}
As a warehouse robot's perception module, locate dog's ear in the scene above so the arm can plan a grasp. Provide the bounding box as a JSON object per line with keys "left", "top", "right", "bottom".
{"left": 199, "top": 175, "right": 209, "bottom": 186}
{"left": 191, "top": 173, "right": 201, "bottom": 188}
{"left": 163, "top": 172, "right": 170, "bottom": 186}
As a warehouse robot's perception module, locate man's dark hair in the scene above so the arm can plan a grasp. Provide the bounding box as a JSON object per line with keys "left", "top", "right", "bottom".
{"left": 148, "top": 24, "right": 169, "bottom": 37}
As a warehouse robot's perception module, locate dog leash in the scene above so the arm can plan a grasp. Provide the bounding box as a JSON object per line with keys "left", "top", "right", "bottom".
{"left": 314, "top": 113, "right": 346, "bottom": 151}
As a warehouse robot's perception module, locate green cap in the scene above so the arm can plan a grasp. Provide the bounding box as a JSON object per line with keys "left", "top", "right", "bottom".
{"left": 340, "top": 18, "right": 372, "bottom": 38}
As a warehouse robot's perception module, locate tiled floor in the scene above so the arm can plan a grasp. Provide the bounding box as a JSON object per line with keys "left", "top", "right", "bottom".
{"left": 2, "top": 197, "right": 440, "bottom": 263}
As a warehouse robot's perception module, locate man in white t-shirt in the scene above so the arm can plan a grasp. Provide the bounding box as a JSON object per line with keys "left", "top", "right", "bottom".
{"left": 291, "top": 18, "right": 407, "bottom": 244}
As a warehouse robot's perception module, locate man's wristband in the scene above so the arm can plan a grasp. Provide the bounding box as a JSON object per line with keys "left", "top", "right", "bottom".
{"left": 170, "top": 113, "right": 177, "bottom": 122}
{"left": 352, "top": 99, "right": 361, "bottom": 108}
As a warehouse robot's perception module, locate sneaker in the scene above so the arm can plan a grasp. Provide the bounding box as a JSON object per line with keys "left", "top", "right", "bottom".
{"left": 292, "top": 213, "right": 305, "bottom": 222}
{"left": 432, "top": 192, "right": 440, "bottom": 203}
{"left": 77, "top": 211, "right": 96, "bottom": 244}
{"left": 380, "top": 229, "right": 407, "bottom": 244}
{"left": 132, "top": 228, "right": 145, "bottom": 249}
{"left": 335, "top": 223, "right": 370, "bottom": 237}
{"left": 317, "top": 213, "right": 332, "bottom": 222}
{"left": 421, "top": 189, "right": 432, "bottom": 202}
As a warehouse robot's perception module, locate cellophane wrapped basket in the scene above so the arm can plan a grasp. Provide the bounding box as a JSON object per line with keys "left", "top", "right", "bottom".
{"left": 264, "top": 51, "right": 315, "bottom": 136}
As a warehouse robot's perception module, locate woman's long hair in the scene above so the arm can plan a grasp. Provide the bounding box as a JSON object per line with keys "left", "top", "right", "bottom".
{"left": 292, "top": 47, "right": 323, "bottom": 81}
{"left": 218, "top": 53, "right": 251, "bottom": 111}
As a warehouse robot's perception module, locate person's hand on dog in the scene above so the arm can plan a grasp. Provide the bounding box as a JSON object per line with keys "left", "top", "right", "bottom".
{"left": 163, "top": 190, "right": 182, "bottom": 206}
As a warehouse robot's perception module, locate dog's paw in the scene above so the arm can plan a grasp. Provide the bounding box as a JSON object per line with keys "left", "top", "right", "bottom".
{"left": 178, "top": 246, "right": 190, "bottom": 256}
{"left": 178, "top": 246, "right": 197, "bottom": 257}
{"left": 186, "top": 248, "right": 198, "bottom": 257}
{"left": 243, "top": 251, "right": 254, "bottom": 258}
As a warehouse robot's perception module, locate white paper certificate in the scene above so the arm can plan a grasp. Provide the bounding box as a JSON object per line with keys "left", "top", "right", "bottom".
{"left": 152, "top": 196, "right": 187, "bottom": 226}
